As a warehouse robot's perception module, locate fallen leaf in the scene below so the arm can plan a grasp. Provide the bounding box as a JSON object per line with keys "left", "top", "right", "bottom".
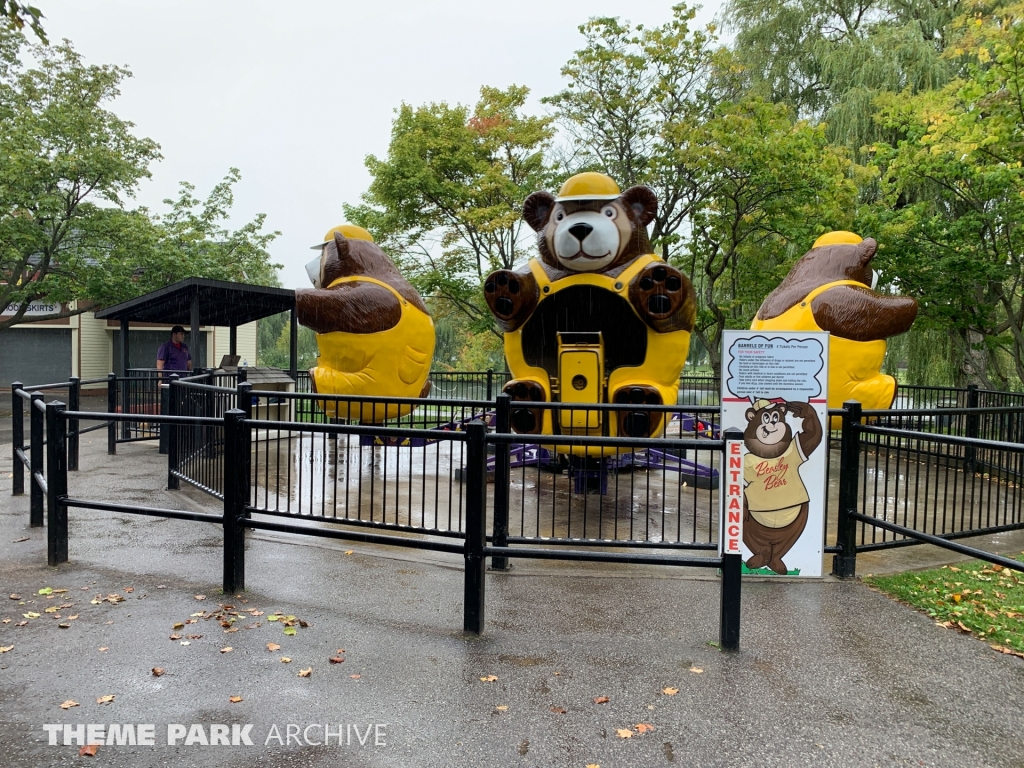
{"left": 11, "top": 537, "right": 28, "bottom": 543}
{"left": 60, "top": 700, "right": 78, "bottom": 709}
{"left": 79, "top": 744, "right": 99, "bottom": 757}
{"left": 172, "top": 623, "right": 184, "bottom": 630}
{"left": 194, "top": 595, "right": 206, "bottom": 600}
{"left": 336, "top": 648, "right": 345, "bottom": 654}
{"left": 344, "top": 550, "right": 354, "bottom": 555}
{"left": 635, "top": 723, "right": 655, "bottom": 734}
{"left": 152, "top": 668, "right": 165, "bottom": 677}
{"left": 97, "top": 647, "right": 109, "bottom": 652}
{"left": 616, "top": 728, "right": 633, "bottom": 739}
{"left": 662, "top": 687, "right": 679, "bottom": 696}
{"left": 266, "top": 642, "right": 280, "bottom": 652}
{"left": 169, "top": 634, "right": 182, "bottom": 641}
{"left": 186, "top": 635, "right": 202, "bottom": 640}
{"left": 480, "top": 675, "right": 499, "bottom": 682}
{"left": 553, "top": 671, "right": 562, "bottom": 676}
{"left": 689, "top": 667, "right": 704, "bottom": 674}
{"left": 329, "top": 656, "right": 345, "bottom": 664}
{"left": 586, "top": 764, "right": 600, "bottom": 768}
{"left": 44, "top": 606, "right": 59, "bottom": 613}
{"left": 38, "top": 588, "right": 52, "bottom": 595}
{"left": 349, "top": 674, "right": 360, "bottom": 679}
{"left": 267, "top": 614, "right": 280, "bottom": 622}
{"left": 298, "top": 667, "right": 312, "bottom": 677}
{"left": 96, "top": 695, "right": 115, "bottom": 704}
{"left": 123, "top": 587, "right": 134, "bottom": 594}
{"left": 156, "top": 585, "right": 166, "bottom": 589}
{"left": 224, "top": 627, "right": 238, "bottom": 634}
{"left": 57, "top": 622, "right": 70, "bottom": 629}
{"left": 23, "top": 612, "right": 39, "bottom": 619}
{"left": 283, "top": 626, "right": 297, "bottom": 636}
{"left": 220, "top": 647, "right": 232, "bottom": 654}
{"left": 229, "top": 696, "right": 243, "bottom": 703}
{"left": 0, "top": 645, "right": 13, "bottom": 653}
{"left": 495, "top": 705, "right": 508, "bottom": 711}
{"left": 550, "top": 706, "right": 567, "bottom": 714}
{"left": 180, "top": 641, "right": 190, "bottom": 646}
{"left": 67, "top": 615, "right": 78, "bottom": 621}
{"left": 281, "top": 657, "right": 292, "bottom": 663}
{"left": 593, "top": 696, "right": 609, "bottom": 704}
{"left": 9, "top": 594, "right": 21, "bottom": 600}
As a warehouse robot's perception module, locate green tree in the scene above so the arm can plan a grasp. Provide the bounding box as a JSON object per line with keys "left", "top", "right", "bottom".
{"left": 345, "top": 85, "right": 554, "bottom": 332}
{"left": 865, "top": 1, "right": 1024, "bottom": 387}
{"left": 0, "top": 31, "right": 280, "bottom": 330}
{"left": 723, "top": 0, "right": 962, "bottom": 156}
{"left": 1, "top": 1, "right": 44, "bottom": 43}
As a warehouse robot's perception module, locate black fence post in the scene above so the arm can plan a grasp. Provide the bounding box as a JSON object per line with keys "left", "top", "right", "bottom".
{"left": 463, "top": 420, "right": 487, "bottom": 635}
{"left": 159, "top": 381, "right": 170, "bottom": 455}
{"left": 107, "top": 373, "right": 117, "bottom": 455}
{"left": 12, "top": 382, "right": 24, "bottom": 496}
{"left": 237, "top": 380, "right": 253, "bottom": 419}
{"left": 120, "top": 371, "right": 130, "bottom": 441}
{"left": 832, "top": 401, "right": 862, "bottom": 579}
{"left": 223, "top": 408, "right": 249, "bottom": 593}
{"left": 67, "top": 376, "right": 79, "bottom": 471}
{"left": 965, "top": 383, "right": 979, "bottom": 471}
{"left": 167, "top": 375, "right": 180, "bottom": 490}
{"left": 486, "top": 368, "right": 494, "bottom": 402}
{"left": 719, "top": 427, "right": 742, "bottom": 652}
{"left": 490, "top": 394, "right": 511, "bottom": 572}
{"left": 46, "top": 401, "right": 68, "bottom": 566}
{"left": 29, "top": 393, "right": 44, "bottom": 528}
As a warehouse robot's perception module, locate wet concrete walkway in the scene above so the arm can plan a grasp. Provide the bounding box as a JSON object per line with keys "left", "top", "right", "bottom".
{"left": 2, "top": 433, "right": 1024, "bottom": 766}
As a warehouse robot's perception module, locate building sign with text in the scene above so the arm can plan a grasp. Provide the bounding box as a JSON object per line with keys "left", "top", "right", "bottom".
{"left": 719, "top": 331, "right": 829, "bottom": 578}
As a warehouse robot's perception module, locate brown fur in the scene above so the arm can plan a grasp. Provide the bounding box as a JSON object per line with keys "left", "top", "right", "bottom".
{"left": 756, "top": 238, "right": 917, "bottom": 341}
{"left": 296, "top": 231, "right": 427, "bottom": 335}
{"left": 523, "top": 186, "right": 657, "bottom": 274}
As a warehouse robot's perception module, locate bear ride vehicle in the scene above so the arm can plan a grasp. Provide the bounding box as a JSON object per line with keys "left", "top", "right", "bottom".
{"left": 484, "top": 173, "right": 697, "bottom": 457}
{"left": 750, "top": 231, "right": 918, "bottom": 429}
{"left": 296, "top": 225, "right": 435, "bottom": 424}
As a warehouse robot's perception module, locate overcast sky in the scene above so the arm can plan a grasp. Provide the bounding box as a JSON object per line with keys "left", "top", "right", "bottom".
{"left": 40, "top": 0, "right": 726, "bottom": 289}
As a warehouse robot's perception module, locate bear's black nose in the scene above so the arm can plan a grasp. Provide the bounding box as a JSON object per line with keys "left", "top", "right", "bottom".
{"left": 569, "top": 223, "right": 593, "bottom": 242}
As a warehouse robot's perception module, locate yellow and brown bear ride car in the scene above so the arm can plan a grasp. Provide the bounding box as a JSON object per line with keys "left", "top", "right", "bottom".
{"left": 484, "top": 173, "right": 696, "bottom": 454}
{"left": 751, "top": 231, "right": 918, "bottom": 427}
{"left": 297, "top": 225, "right": 435, "bottom": 423}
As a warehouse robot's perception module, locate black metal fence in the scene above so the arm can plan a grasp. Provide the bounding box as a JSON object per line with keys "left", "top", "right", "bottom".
{"left": 16, "top": 373, "right": 1024, "bottom": 649}
{"left": 22, "top": 399, "right": 741, "bottom": 648}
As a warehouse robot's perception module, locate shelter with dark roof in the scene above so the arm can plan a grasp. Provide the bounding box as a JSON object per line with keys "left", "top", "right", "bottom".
{"left": 1, "top": 279, "right": 297, "bottom": 388}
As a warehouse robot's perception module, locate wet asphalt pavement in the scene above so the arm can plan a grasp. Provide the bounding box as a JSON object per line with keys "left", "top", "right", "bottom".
{"left": 2, "top": 432, "right": 1024, "bottom": 767}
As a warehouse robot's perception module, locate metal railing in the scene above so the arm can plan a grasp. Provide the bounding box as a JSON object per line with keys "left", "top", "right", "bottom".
{"left": 32, "top": 402, "right": 742, "bottom": 649}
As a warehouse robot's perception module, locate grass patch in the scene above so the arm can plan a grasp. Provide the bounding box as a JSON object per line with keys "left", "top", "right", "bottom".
{"left": 865, "top": 554, "right": 1024, "bottom": 658}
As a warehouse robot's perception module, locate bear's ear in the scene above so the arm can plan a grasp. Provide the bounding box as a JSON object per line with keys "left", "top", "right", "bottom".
{"left": 523, "top": 191, "right": 556, "bottom": 232}
{"left": 332, "top": 231, "right": 351, "bottom": 261}
{"left": 855, "top": 237, "right": 877, "bottom": 267}
{"left": 620, "top": 186, "right": 658, "bottom": 227}
{"left": 745, "top": 408, "right": 756, "bottom": 422}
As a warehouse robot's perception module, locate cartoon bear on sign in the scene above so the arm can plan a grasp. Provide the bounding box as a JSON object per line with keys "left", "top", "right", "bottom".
{"left": 751, "top": 232, "right": 917, "bottom": 423}
{"left": 742, "top": 398, "right": 823, "bottom": 575}
{"left": 483, "top": 172, "right": 697, "bottom": 445}
{"left": 296, "top": 225, "right": 435, "bottom": 423}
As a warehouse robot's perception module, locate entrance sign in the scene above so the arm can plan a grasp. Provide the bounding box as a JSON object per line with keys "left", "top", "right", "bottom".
{"left": 720, "top": 331, "right": 829, "bottom": 577}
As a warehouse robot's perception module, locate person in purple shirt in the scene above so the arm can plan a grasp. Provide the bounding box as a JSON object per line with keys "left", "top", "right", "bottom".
{"left": 156, "top": 325, "right": 193, "bottom": 373}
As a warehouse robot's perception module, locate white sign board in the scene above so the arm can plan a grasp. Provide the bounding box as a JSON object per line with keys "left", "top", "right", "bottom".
{"left": 2, "top": 302, "right": 61, "bottom": 318}
{"left": 719, "top": 331, "right": 829, "bottom": 577}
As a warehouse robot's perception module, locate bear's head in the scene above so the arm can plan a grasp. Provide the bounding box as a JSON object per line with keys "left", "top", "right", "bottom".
{"left": 522, "top": 173, "right": 657, "bottom": 274}
{"left": 304, "top": 225, "right": 427, "bottom": 313}
{"left": 756, "top": 232, "right": 880, "bottom": 321}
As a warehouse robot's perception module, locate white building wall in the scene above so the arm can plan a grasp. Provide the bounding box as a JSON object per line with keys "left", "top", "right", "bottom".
{"left": 78, "top": 311, "right": 112, "bottom": 388}
{"left": 210, "top": 323, "right": 258, "bottom": 368}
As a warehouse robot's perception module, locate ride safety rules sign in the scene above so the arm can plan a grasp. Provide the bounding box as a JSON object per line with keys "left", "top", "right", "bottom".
{"left": 719, "top": 331, "right": 830, "bottom": 578}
